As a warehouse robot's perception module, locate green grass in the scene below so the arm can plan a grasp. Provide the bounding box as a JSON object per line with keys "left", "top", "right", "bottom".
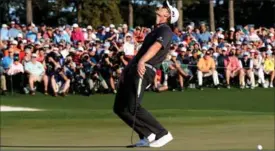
{"left": 0, "top": 88, "right": 274, "bottom": 150}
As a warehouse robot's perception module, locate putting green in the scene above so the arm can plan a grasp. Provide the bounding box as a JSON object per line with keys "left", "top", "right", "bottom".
{"left": 1, "top": 88, "right": 274, "bottom": 150}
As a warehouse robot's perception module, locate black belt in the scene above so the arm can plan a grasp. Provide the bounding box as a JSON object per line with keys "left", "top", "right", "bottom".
{"left": 145, "top": 63, "right": 156, "bottom": 73}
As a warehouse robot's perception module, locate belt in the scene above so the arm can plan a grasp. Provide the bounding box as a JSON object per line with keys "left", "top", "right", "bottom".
{"left": 145, "top": 63, "right": 156, "bottom": 73}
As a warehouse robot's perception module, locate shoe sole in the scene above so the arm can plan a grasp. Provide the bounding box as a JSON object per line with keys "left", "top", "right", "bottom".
{"left": 149, "top": 132, "right": 173, "bottom": 148}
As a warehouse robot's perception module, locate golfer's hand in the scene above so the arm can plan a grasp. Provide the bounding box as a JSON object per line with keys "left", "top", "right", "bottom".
{"left": 137, "top": 61, "right": 146, "bottom": 78}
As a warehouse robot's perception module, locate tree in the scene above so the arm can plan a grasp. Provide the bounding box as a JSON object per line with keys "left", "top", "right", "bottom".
{"left": 177, "top": 0, "right": 183, "bottom": 30}
{"left": 128, "top": 0, "right": 134, "bottom": 28}
{"left": 209, "top": 0, "right": 215, "bottom": 31}
{"left": 72, "top": 0, "right": 123, "bottom": 27}
{"left": 26, "top": 0, "right": 33, "bottom": 24}
{"left": 228, "top": 0, "right": 234, "bottom": 28}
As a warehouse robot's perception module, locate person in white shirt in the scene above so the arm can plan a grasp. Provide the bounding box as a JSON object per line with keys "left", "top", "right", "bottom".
{"left": 7, "top": 53, "right": 25, "bottom": 92}
{"left": 123, "top": 33, "right": 135, "bottom": 60}
{"left": 24, "top": 53, "right": 46, "bottom": 95}
{"left": 250, "top": 50, "right": 266, "bottom": 88}
{"left": 239, "top": 52, "right": 255, "bottom": 89}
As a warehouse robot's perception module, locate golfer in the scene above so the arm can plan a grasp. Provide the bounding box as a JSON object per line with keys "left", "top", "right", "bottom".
{"left": 113, "top": 0, "right": 179, "bottom": 148}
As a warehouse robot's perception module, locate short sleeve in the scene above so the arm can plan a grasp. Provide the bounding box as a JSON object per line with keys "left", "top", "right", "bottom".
{"left": 155, "top": 26, "right": 172, "bottom": 48}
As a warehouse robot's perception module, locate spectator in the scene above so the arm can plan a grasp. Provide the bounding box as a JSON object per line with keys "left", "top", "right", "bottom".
{"left": 8, "top": 21, "right": 20, "bottom": 39}
{"left": 239, "top": 52, "right": 255, "bottom": 89}
{"left": 263, "top": 51, "right": 274, "bottom": 88}
{"left": 24, "top": 53, "right": 46, "bottom": 95}
{"left": 71, "top": 23, "right": 84, "bottom": 44}
{"left": 0, "top": 54, "right": 7, "bottom": 95}
{"left": 224, "top": 51, "right": 242, "bottom": 88}
{"left": 7, "top": 53, "right": 24, "bottom": 92}
{"left": 197, "top": 50, "right": 220, "bottom": 90}
{"left": 123, "top": 33, "right": 135, "bottom": 60}
{"left": 1, "top": 24, "right": 9, "bottom": 41}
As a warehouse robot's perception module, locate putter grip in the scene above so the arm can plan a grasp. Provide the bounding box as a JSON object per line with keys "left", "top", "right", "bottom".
{"left": 137, "top": 78, "right": 142, "bottom": 98}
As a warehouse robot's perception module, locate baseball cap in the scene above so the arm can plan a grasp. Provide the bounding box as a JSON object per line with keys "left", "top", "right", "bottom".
{"left": 110, "top": 24, "right": 115, "bottom": 28}
{"left": 87, "top": 25, "right": 92, "bottom": 30}
{"left": 17, "top": 33, "right": 23, "bottom": 38}
{"left": 202, "top": 46, "right": 208, "bottom": 50}
{"left": 171, "top": 51, "right": 178, "bottom": 57}
{"left": 2, "top": 24, "right": 8, "bottom": 28}
{"left": 11, "top": 40, "right": 18, "bottom": 45}
{"left": 222, "top": 47, "right": 227, "bottom": 51}
{"left": 72, "top": 23, "right": 78, "bottom": 28}
{"left": 31, "top": 53, "right": 37, "bottom": 58}
{"left": 180, "top": 47, "right": 187, "bottom": 52}
{"left": 243, "top": 52, "right": 250, "bottom": 56}
{"left": 104, "top": 50, "right": 110, "bottom": 54}
{"left": 230, "top": 27, "right": 235, "bottom": 32}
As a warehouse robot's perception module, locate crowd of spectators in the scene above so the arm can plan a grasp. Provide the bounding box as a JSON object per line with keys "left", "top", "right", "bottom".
{"left": 0, "top": 21, "right": 274, "bottom": 96}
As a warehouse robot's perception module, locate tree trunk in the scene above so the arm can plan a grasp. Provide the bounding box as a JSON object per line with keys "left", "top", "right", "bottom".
{"left": 77, "top": 1, "right": 82, "bottom": 25}
{"left": 229, "top": 0, "right": 235, "bottom": 28}
{"left": 177, "top": 0, "right": 183, "bottom": 30}
{"left": 209, "top": 0, "right": 215, "bottom": 32}
{"left": 26, "top": 0, "right": 33, "bottom": 24}
{"left": 128, "top": 0, "right": 133, "bottom": 28}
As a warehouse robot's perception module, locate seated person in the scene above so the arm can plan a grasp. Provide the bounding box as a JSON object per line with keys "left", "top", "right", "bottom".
{"left": 239, "top": 52, "right": 255, "bottom": 89}
{"left": 24, "top": 53, "right": 46, "bottom": 95}
{"left": 7, "top": 53, "right": 24, "bottom": 92}
{"left": 263, "top": 51, "right": 274, "bottom": 88}
{"left": 224, "top": 51, "right": 242, "bottom": 88}
{"left": 197, "top": 50, "right": 220, "bottom": 90}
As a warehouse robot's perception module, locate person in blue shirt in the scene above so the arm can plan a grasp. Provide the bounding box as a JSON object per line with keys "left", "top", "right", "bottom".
{"left": 26, "top": 24, "right": 37, "bottom": 42}
{"left": 53, "top": 28, "right": 71, "bottom": 44}
{"left": 198, "top": 23, "right": 212, "bottom": 46}
{"left": 2, "top": 50, "right": 13, "bottom": 70}
{"left": 8, "top": 22, "right": 20, "bottom": 38}
{"left": 0, "top": 24, "right": 9, "bottom": 41}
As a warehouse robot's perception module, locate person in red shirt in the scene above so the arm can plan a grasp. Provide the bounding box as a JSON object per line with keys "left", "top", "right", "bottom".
{"left": 71, "top": 23, "right": 84, "bottom": 44}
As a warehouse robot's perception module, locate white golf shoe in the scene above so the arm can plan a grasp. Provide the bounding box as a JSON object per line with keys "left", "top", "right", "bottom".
{"left": 149, "top": 132, "right": 173, "bottom": 148}
{"left": 134, "top": 133, "right": 156, "bottom": 147}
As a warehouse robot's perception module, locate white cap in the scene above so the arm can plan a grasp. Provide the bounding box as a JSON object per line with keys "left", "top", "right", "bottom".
{"left": 250, "top": 49, "right": 256, "bottom": 53}
{"left": 110, "top": 24, "right": 115, "bottom": 28}
{"left": 122, "top": 24, "right": 128, "bottom": 28}
{"left": 166, "top": 0, "right": 179, "bottom": 24}
{"left": 17, "top": 33, "right": 23, "bottom": 38}
{"left": 202, "top": 46, "right": 208, "bottom": 50}
{"left": 243, "top": 52, "right": 250, "bottom": 57}
{"left": 114, "top": 29, "right": 119, "bottom": 34}
{"left": 2, "top": 24, "right": 8, "bottom": 28}
{"left": 180, "top": 47, "right": 186, "bottom": 52}
{"left": 35, "top": 41, "right": 41, "bottom": 45}
{"left": 236, "top": 41, "right": 242, "bottom": 45}
{"left": 43, "top": 44, "right": 49, "bottom": 48}
{"left": 105, "top": 27, "right": 110, "bottom": 32}
{"left": 87, "top": 25, "right": 92, "bottom": 30}
{"left": 230, "top": 27, "right": 235, "bottom": 32}
{"left": 82, "top": 28, "right": 87, "bottom": 32}
{"left": 270, "top": 33, "right": 274, "bottom": 37}
{"left": 125, "top": 33, "right": 132, "bottom": 37}
{"left": 22, "top": 39, "right": 27, "bottom": 44}
{"left": 218, "top": 34, "right": 224, "bottom": 39}
{"left": 267, "top": 45, "right": 272, "bottom": 50}
{"left": 11, "top": 21, "right": 15, "bottom": 24}
{"left": 104, "top": 50, "right": 110, "bottom": 54}
{"left": 11, "top": 40, "right": 18, "bottom": 45}
{"left": 31, "top": 53, "right": 37, "bottom": 57}
{"left": 72, "top": 23, "right": 78, "bottom": 28}
{"left": 222, "top": 47, "right": 227, "bottom": 51}
{"left": 171, "top": 51, "right": 178, "bottom": 57}
{"left": 78, "top": 47, "right": 84, "bottom": 51}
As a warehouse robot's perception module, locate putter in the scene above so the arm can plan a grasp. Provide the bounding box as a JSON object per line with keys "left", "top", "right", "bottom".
{"left": 127, "top": 77, "right": 143, "bottom": 148}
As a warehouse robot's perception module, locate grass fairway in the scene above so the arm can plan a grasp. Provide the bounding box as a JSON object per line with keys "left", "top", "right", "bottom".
{"left": 0, "top": 88, "right": 274, "bottom": 150}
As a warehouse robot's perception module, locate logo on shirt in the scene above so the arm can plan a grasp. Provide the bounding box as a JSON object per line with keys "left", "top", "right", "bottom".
{"left": 157, "top": 37, "right": 163, "bottom": 42}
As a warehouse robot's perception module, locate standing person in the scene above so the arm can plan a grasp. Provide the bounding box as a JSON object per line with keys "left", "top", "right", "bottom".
{"left": 113, "top": 0, "right": 179, "bottom": 148}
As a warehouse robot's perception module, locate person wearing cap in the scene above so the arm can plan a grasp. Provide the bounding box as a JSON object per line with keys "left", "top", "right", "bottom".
{"left": 8, "top": 21, "right": 20, "bottom": 39}
{"left": 1, "top": 24, "right": 9, "bottom": 41}
{"left": 250, "top": 50, "right": 266, "bottom": 88}
{"left": 262, "top": 51, "right": 274, "bottom": 88}
{"left": 224, "top": 51, "right": 242, "bottom": 89}
{"left": 216, "top": 47, "right": 228, "bottom": 81}
{"left": 198, "top": 22, "right": 211, "bottom": 46}
{"left": 4, "top": 40, "right": 20, "bottom": 57}
{"left": 239, "top": 52, "right": 255, "bottom": 89}
{"left": 6, "top": 52, "right": 25, "bottom": 92}
{"left": 197, "top": 50, "right": 220, "bottom": 90}
{"left": 123, "top": 33, "right": 135, "bottom": 59}
{"left": 0, "top": 55, "right": 8, "bottom": 95}
{"left": 175, "top": 46, "right": 193, "bottom": 91}
{"left": 24, "top": 53, "right": 46, "bottom": 95}
{"left": 113, "top": 1, "right": 179, "bottom": 148}
{"left": 71, "top": 23, "right": 84, "bottom": 44}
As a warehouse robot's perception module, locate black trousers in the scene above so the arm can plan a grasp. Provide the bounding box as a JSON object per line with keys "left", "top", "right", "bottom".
{"left": 113, "top": 65, "right": 167, "bottom": 140}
